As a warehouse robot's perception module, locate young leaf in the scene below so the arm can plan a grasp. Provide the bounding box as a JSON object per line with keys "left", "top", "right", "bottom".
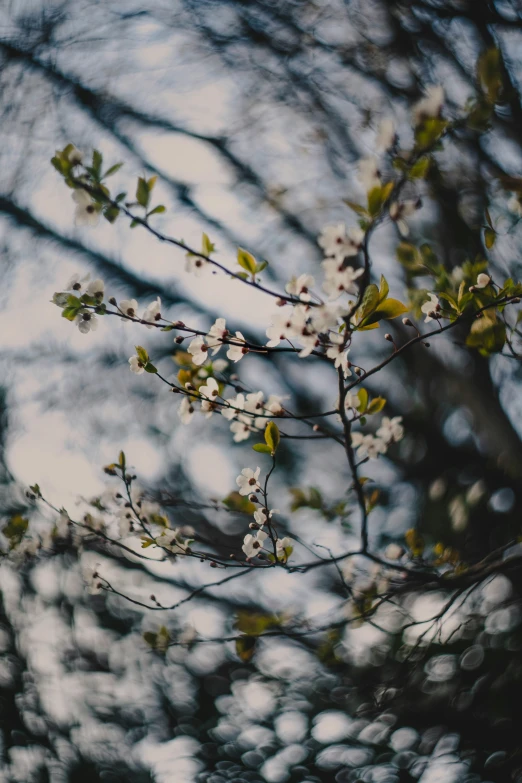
{"left": 148, "top": 205, "right": 166, "bottom": 217}
{"left": 136, "top": 177, "right": 150, "bottom": 208}
{"left": 202, "top": 233, "right": 215, "bottom": 256}
{"left": 103, "top": 162, "right": 123, "bottom": 178}
{"left": 253, "top": 443, "right": 272, "bottom": 454}
{"left": 378, "top": 275, "right": 389, "bottom": 303}
{"left": 357, "top": 388, "right": 368, "bottom": 413}
{"left": 367, "top": 397, "right": 386, "bottom": 414}
{"left": 264, "top": 421, "right": 280, "bottom": 455}
{"left": 484, "top": 227, "right": 496, "bottom": 249}
{"left": 235, "top": 635, "right": 256, "bottom": 662}
{"left": 237, "top": 248, "right": 257, "bottom": 275}
{"left": 135, "top": 345, "right": 149, "bottom": 364}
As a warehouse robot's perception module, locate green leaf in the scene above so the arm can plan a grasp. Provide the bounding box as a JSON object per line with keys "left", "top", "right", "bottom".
{"left": 147, "top": 205, "right": 166, "bottom": 216}
{"left": 477, "top": 47, "right": 503, "bottom": 104}
{"left": 143, "top": 632, "right": 158, "bottom": 648}
{"left": 92, "top": 149, "right": 103, "bottom": 178}
{"left": 103, "top": 205, "right": 120, "bottom": 223}
{"left": 361, "top": 298, "right": 408, "bottom": 326}
{"left": 61, "top": 306, "right": 80, "bottom": 321}
{"left": 367, "top": 186, "right": 383, "bottom": 217}
{"left": 118, "top": 451, "right": 126, "bottom": 471}
{"left": 264, "top": 421, "right": 280, "bottom": 455}
{"left": 484, "top": 227, "right": 496, "bottom": 249}
{"left": 3, "top": 515, "right": 29, "bottom": 549}
{"left": 409, "top": 156, "right": 431, "bottom": 179}
{"left": 237, "top": 248, "right": 257, "bottom": 275}
{"left": 222, "top": 492, "right": 256, "bottom": 514}
{"left": 355, "top": 284, "right": 380, "bottom": 326}
{"left": 378, "top": 275, "right": 389, "bottom": 303}
{"left": 147, "top": 176, "right": 158, "bottom": 191}
{"left": 357, "top": 388, "right": 368, "bottom": 413}
{"left": 367, "top": 397, "right": 386, "bottom": 415}
{"left": 235, "top": 635, "right": 256, "bottom": 662}
{"left": 374, "top": 298, "right": 409, "bottom": 319}
{"left": 135, "top": 345, "right": 149, "bottom": 364}
{"left": 343, "top": 199, "right": 368, "bottom": 216}
{"left": 103, "top": 162, "right": 123, "bottom": 178}
{"left": 202, "top": 233, "right": 215, "bottom": 256}
{"left": 438, "top": 292, "right": 458, "bottom": 311}
{"left": 466, "top": 311, "right": 506, "bottom": 355}
{"left": 136, "top": 177, "right": 150, "bottom": 208}
{"left": 253, "top": 443, "right": 272, "bottom": 454}
{"left": 144, "top": 362, "right": 158, "bottom": 374}
{"left": 255, "top": 260, "right": 268, "bottom": 274}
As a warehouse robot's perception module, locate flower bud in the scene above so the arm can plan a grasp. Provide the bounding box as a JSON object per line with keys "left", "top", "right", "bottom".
{"left": 109, "top": 297, "right": 117, "bottom": 306}
{"left": 384, "top": 333, "right": 393, "bottom": 342}
{"left": 249, "top": 494, "right": 259, "bottom": 503}
{"left": 402, "top": 317, "right": 413, "bottom": 327}
{"left": 210, "top": 561, "right": 218, "bottom": 568}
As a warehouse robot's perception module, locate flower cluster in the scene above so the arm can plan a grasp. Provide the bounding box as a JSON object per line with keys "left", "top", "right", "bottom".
{"left": 351, "top": 416, "right": 404, "bottom": 460}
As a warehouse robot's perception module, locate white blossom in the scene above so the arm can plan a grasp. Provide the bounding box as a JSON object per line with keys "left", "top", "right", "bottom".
{"left": 65, "top": 273, "right": 90, "bottom": 292}
{"left": 129, "top": 354, "right": 145, "bottom": 374}
{"left": 421, "top": 293, "right": 439, "bottom": 323}
{"left": 276, "top": 536, "right": 292, "bottom": 555}
{"left": 73, "top": 189, "right": 99, "bottom": 227}
{"left": 221, "top": 393, "right": 245, "bottom": 421}
{"left": 212, "top": 358, "right": 228, "bottom": 373}
{"left": 475, "top": 273, "right": 491, "bottom": 289}
{"left": 85, "top": 278, "right": 104, "bottom": 299}
{"left": 230, "top": 419, "right": 252, "bottom": 442}
{"left": 185, "top": 253, "right": 209, "bottom": 276}
{"left": 358, "top": 157, "right": 381, "bottom": 191}
{"left": 119, "top": 298, "right": 138, "bottom": 318}
{"left": 351, "top": 432, "right": 387, "bottom": 459}
{"left": 207, "top": 318, "right": 228, "bottom": 354}
{"left": 227, "top": 332, "right": 247, "bottom": 362}
{"left": 242, "top": 529, "right": 268, "bottom": 558}
{"left": 83, "top": 564, "right": 103, "bottom": 595}
{"left": 285, "top": 274, "right": 315, "bottom": 302}
{"left": 188, "top": 335, "right": 209, "bottom": 366}
{"left": 376, "top": 416, "right": 404, "bottom": 444}
{"left": 236, "top": 466, "right": 261, "bottom": 496}
{"left": 412, "top": 85, "right": 444, "bottom": 125}
{"left": 326, "top": 332, "right": 351, "bottom": 376}
{"left": 253, "top": 507, "right": 276, "bottom": 526}
{"left": 389, "top": 200, "right": 420, "bottom": 237}
{"left": 298, "top": 334, "right": 320, "bottom": 358}
{"left": 265, "top": 394, "right": 286, "bottom": 416}
{"left": 322, "top": 260, "right": 364, "bottom": 298}
{"left": 200, "top": 377, "right": 220, "bottom": 417}
{"left": 178, "top": 396, "right": 195, "bottom": 425}
{"left": 143, "top": 297, "right": 162, "bottom": 327}
{"left": 385, "top": 543, "right": 403, "bottom": 560}
{"left": 318, "top": 223, "right": 364, "bottom": 262}
{"left": 75, "top": 310, "right": 98, "bottom": 334}
{"left": 376, "top": 118, "right": 396, "bottom": 151}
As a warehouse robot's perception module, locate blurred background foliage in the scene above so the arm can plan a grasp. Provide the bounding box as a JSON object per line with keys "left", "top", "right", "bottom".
{"left": 2, "top": 0, "right": 522, "bottom": 781}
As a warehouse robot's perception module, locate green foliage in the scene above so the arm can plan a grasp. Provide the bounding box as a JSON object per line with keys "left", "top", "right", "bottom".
{"left": 264, "top": 421, "right": 280, "bottom": 455}
{"left": 3, "top": 515, "right": 29, "bottom": 550}
{"left": 354, "top": 279, "right": 408, "bottom": 329}
{"left": 477, "top": 47, "right": 503, "bottom": 104}
{"left": 289, "top": 486, "right": 346, "bottom": 522}
{"left": 143, "top": 625, "right": 170, "bottom": 654}
{"left": 237, "top": 248, "right": 257, "bottom": 276}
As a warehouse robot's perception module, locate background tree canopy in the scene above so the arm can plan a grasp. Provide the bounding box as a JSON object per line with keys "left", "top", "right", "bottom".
{"left": 2, "top": 1, "right": 522, "bottom": 782}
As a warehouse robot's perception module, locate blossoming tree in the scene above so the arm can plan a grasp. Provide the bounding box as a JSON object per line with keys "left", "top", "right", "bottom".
{"left": 5, "top": 45, "right": 522, "bottom": 780}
